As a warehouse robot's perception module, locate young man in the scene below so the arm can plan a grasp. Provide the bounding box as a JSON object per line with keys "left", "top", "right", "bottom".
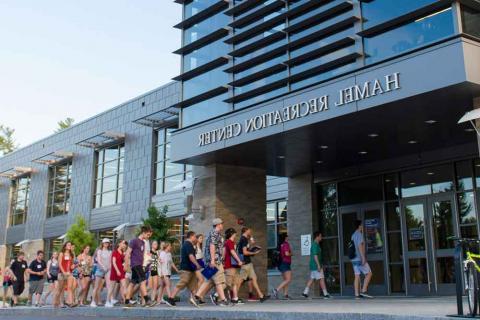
{"left": 124, "top": 225, "right": 153, "bottom": 307}
{"left": 302, "top": 232, "right": 331, "bottom": 299}
{"left": 194, "top": 218, "right": 229, "bottom": 307}
{"left": 351, "top": 220, "right": 373, "bottom": 299}
{"left": 10, "top": 251, "right": 28, "bottom": 307}
{"left": 166, "top": 231, "right": 201, "bottom": 307}
{"left": 223, "top": 228, "right": 243, "bottom": 305}
{"left": 237, "top": 227, "right": 269, "bottom": 302}
{"left": 28, "top": 250, "right": 47, "bottom": 307}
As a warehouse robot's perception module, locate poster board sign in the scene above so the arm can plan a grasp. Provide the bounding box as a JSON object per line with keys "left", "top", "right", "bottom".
{"left": 365, "top": 218, "right": 383, "bottom": 254}
{"left": 301, "top": 234, "right": 311, "bottom": 256}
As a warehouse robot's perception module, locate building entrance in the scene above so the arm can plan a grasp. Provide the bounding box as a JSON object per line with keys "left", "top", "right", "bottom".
{"left": 402, "top": 193, "right": 456, "bottom": 295}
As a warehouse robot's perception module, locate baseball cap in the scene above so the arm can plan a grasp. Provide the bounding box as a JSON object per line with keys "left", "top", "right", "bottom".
{"left": 102, "top": 238, "right": 111, "bottom": 244}
{"left": 212, "top": 218, "right": 223, "bottom": 226}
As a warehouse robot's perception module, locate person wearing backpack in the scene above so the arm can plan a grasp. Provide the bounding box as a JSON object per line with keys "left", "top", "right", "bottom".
{"left": 302, "top": 231, "right": 331, "bottom": 299}
{"left": 272, "top": 234, "right": 292, "bottom": 299}
{"left": 351, "top": 220, "right": 373, "bottom": 299}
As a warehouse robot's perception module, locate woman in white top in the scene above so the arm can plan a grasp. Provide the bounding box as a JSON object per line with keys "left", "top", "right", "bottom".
{"left": 194, "top": 234, "right": 205, "bottom": 289}
{"left": 157, "top": 242, "right": 178, "bottom": 303}
{"left": 91, "top": 239, "right": 112, "bottom": 307}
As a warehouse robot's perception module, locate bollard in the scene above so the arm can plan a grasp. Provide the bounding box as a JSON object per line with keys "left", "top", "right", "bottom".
{"left": 454, "top": 242, "right": 463, "bottom": 316}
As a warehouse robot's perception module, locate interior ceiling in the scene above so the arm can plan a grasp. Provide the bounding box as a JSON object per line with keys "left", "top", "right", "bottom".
{"left": 191, "top": 82, "right": 480, "bottom": 178}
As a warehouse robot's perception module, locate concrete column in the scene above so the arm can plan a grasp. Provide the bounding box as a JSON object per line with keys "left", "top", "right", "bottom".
{"left": 189, "top": 164, "right": 268, "bottom": 296}
{"left": 287, "top": 172, "right": 317, "bottom": 295}
{"left": 22, "top": 239, "right": 44, "bottom": 263}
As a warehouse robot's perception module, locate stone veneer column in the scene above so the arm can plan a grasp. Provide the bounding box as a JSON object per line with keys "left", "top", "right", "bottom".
{"left": 188, "top": 164, "right": 268, "bottom": 296}
{"left": 287, "top": 172, "right": 318, "bottom": 295}
{"left": 0, "top": 245, "right": 7, "bottom": 273}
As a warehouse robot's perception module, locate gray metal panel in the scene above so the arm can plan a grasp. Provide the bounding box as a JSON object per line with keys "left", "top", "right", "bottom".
{"left": 43, "top": 216, "right": 68, "bottom": 239}
{"left": 463, "top": 39, "right": 480, "bottom": 85}
{"left": 90, "top": 205, "right": 122, "bottom": 231}
{"left": 6, "top": 225, "right": 26, "bottom": 244}
{"left": 151, "top": 190, "right": 189, "bottom": 218}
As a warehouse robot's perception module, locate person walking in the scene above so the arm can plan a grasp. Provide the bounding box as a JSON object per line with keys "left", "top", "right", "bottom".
{"left": 166, "top": 231, "right": 201, "bottom": 307}
{"left": 158, "top": 242, "right": 178, "bottom": 304}
{"left": 124, "top": 226, "right": 153, "bottom": 307}
{"left": 302, "top": 231, "right": 331, "bottom": 299}
{"left": 27, "top": 250, "right": 47, "bottom": 307}
{"left": 194, "top": 234, "right": 205, "bottom": 290}
{"left": 91, "top": 238, "right": 112, "bottom": 307}
{"left": 77, "top": 246, "right": 93, "bottom": 306}
{"left": 2, "top": 261, "right": 15, "bottom": 307}
{"left": 41, "top": 252, "right": 59, "bottom": 305}
{"left": 273, "top": 234, "right": 292, "bottom": 299}
{"left": 107, "top": 240, "right": 128, "bottom": 307}
{"left": 148, "top": 240, "right": 160, "bottom": 305}
{"left": 237, "top": 227, "right": 269, "bottom": 303}
{"left": 10, "top": 252, "right": 28, "bottom": 307}
{"left": 54, "top": 242, "right": 75, "bottom": 308}
{"left": 193, "top": 218, "right": 229, "bottom": 307}
{"left": 223, "top": 228, "right": 244, "bottom": 305}
{"left": 351, "top": 220, "right": 373, "bottom": 299}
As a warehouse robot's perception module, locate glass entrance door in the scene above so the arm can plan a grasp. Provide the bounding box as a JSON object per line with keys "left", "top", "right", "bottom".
{"left": 340, "top": 203, "right": 388, "bottom": 295}
{"left": 402, "top": 193, "right": 457, "bottom": 295}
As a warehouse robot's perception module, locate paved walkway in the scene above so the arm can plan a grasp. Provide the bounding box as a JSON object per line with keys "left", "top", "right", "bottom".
{"left": 0, "top": 296, "right": 469, "bottom": 320}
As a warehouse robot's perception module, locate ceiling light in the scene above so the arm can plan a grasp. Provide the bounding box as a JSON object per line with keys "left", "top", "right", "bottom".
{"left": 425, "top": 120, "right": 437, "bottom": 124}
{"left": 277, "top": 156, "right": 285, "bottom": 159}
{"left": 368, "top": 133, "right": 379, "bottom": 138}
{"left": 427, "top": 172, "right": 435, "bottom": 175}
{"left": 358, "top": 151, "right": 368, "bottom": 155}
{"left": 408, "top": 140, "right": 418, "bottom": 144}
{"left": 385, "top": 179, "right": 391, "bottom": 183}
{"left": 409, "top": 182, "right": 416, "bottom": 186}
{"left": 319, "top": 145, "right": 328, "bottom": 149}
{"left": 465, "top": 128, "right": 475, "bottom": 132}
{"left": 316, "top": 160, "right": 323, "bottom": 164}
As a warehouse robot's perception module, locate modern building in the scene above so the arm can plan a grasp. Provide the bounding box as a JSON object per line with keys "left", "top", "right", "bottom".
{"left": 170, "top": 0, "right": 480, "bottom": 297}
{"left": 1, "top": 0, "right": 480, "bottom": 298}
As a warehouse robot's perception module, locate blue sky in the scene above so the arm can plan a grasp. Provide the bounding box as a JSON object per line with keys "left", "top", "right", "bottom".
{"left": 0, "top": 1, "right": 181, "bottom": 146}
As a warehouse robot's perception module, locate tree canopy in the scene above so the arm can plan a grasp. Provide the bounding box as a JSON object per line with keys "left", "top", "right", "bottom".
{"left": 55, "top": 117, "right": 75, "bottom": 132}
{"left": 0, "top": 125, "right": 18, "bottom": 156}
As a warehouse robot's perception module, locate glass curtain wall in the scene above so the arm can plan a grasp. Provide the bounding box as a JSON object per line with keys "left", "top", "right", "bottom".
{"left": 47, "top": 161, "right": 72, "bottom": 218}
{"left": 9, "top": 176, "right": 31, "bottom": 226}
{"left": 94, "top": 144, "right": 124, "bottom": 208}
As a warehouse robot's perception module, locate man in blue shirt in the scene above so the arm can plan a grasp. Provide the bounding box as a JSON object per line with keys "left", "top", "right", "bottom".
{"left": 351, "top": 220, "right": 373, "bottom": 299}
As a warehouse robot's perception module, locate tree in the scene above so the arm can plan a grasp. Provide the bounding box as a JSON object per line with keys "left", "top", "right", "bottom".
{"left": 66, "top": 215, "right": 96, "bottom": 255}
{"left": 140, "top": 205, "right": 175, "bottom": 243}
{"left": 0, "top": 125, "right": 18, "bottom": 155}
{"left": 55, "top": 117, "right": 75, "bottom": 132}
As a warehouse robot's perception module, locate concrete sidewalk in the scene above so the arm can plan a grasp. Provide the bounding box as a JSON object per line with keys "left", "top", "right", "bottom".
{"left": 0, "top": 296, "right": 468, "bottom": 320}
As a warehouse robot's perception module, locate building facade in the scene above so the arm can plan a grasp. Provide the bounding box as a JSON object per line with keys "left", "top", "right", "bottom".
{"left": 1, "top": 0, "right": 480, "bottom": 298}
{"left": 171, "top": 0, "right": 480, "bottom": 296}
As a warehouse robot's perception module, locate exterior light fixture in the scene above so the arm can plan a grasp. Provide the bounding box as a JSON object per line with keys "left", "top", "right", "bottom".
{"left": 459, "top": 109, "right": 480, "bottom": 135}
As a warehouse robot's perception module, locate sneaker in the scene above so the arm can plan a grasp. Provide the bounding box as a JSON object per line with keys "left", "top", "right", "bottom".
{"left": 197, "top": 299, "right": 206, "bottom": 306}
{"left": 302, "top": 293, "right": 309, "bottom": 298}
{"left": 165, "top": 298, "right": 176, "bottom": 307}
{"left": 247, "top": 294, "right": 259, "bottom": 302}
{"left": 90, "top": 301, "right": 97, "bottom": 308}
{"left": 218, "top": 300, "right": 229, "bottom": 307}
{"left": 189, "top": 296, "right": 199, "bottom": 308}
{"left": 272, "top": 289, "right": 279, "bottom": 299}
{"left": 259, "top": 295, "right": 270, "bottom": 303}
{"left": 360, "top": 292, "right": 373, "bottom": 299}
{"left": 285, "top": 295, "right": 293, "bottom": 300}
{"left": 148, "top": 301, "right": 157, "bottom": 308}
{"left": 231, "top": 298, "right": 244, "bottom": 305}
{"left": 111, "top": 299, "right": 119, "bottom": 305}
{"left": 355, "top": 295, "right": 361, "bottom": 300}
{"left": 105, "top": 302, "right": 113, "bottom": 308}
{"left": 159, "top": 299, "right": 166, "bottom": 305}
{"left": 323, "top": 294, "right": 332, "bottom": 299}
{"left": 209, "top": 293, "right": 218, "bottom": 306}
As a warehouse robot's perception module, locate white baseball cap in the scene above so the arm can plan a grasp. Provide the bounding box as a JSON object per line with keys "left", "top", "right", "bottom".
{"left": 102, "top": 238, "right": 111, "bottom": 244}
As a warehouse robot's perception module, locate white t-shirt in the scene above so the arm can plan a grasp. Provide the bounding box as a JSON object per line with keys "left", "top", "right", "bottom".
{"left": 159, "top": 251, "right": 172, "bottom": 276}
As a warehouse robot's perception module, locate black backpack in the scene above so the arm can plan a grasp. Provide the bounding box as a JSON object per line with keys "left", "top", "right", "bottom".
{"left": 347, "top": 240, "right": 356, "bottom": 260}
{"left": 271, "top": 249, "right": 282, "bottom": 267}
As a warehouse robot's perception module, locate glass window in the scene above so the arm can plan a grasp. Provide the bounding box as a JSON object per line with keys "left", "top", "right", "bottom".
{"left": 184, "top": 0, "right": 218, "bottom": 19}
{"left": 168, "top": 217, "right": 189, "bottom": 267}
{"left": 456, "top": 160, "right": 474, "bottom": 191}
{"left": 94, "top": 144, "right": 124, "bottom": 208}
{"left": 384, "top": 173, "right": 400, "bottom": 201}
{"left": 183, "top": 66, "right": 230, "bottom": 100}
{"left": 267, "top": 199, "right": 288, "bottom": 269}
{"left": 182, "top": 93, "right": 231, "bottom": 127}
{"left": 47, "top": 162, "right": 72, "bottom": 218}
{"left": 183, "top": 12, "right": 229, "bottom": 45}
{"left": 400, "top": 164, "right": 454, "bottom": 198}
{"left": 459, "top": 191, "right": 478, "bottom": 238}
{"left": 338, "top": 176, "right": 383, "bottom": 206}
{"left": 9, "top": 176, "right": 30, "bottom": 226}
{"left": 461, "top": 5, "right": 480, "bottom": 38}
{"left": 361, "top": 0, "right": 440, "bottom": 28}
{"left": 154, "top": 127, "right": 191, "bottom": 195}
{"left": 364, "top": 8, "right": 455, "bottom": 64}
{"left": 386, "top": 202, "right": 401, "bottom": 231}
{"left": 183, "top": 39, "right": 230, "bottom": 72}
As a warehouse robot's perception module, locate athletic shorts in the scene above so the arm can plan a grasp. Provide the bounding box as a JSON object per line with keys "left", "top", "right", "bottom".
{"left": 352, "top": 261, "right": 372, "bottom": 275}
{"left": 310, "top": 270, "right": 325, "bottom": 280}
{"left": 175, "top": 271, "right": 196, "bottom": 292}
{"left": 209, "top": 264, "right": 225, "bottom": 286}
{"left": 29, "top": 279, "right": 45, "bottom": 295}
{"left": 278, "top": 262, "right": 291, "bottom": 273}
{"left": 2, "top": 281, "right": 12, "bottom": 288}
{"left": 12, "top": 280, "right": 25, "bottom": 296}
{"left": 240, "top": 263, "right": 257, "bottom": 281}
{"left": 225, "top": 268, "right": 240, "bottom": 289}
{"left": 47, "top": 275, "right": 58, "bottom": 283}
{"left": 131, "top": 265, "right": 146, "bottom": 284}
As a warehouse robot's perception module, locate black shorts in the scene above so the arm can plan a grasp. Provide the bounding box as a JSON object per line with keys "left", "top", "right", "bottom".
{"left": 12, "top": 280, "right": 25, "bottom": 296}
{"left": 151, "top": 270, "right": 158, "bottom": 277}
{"left": 131, "top": 266, "right": 146, "bottom": 285}
{"left": 48, "top": 275, "right": 58, "bottom": 283}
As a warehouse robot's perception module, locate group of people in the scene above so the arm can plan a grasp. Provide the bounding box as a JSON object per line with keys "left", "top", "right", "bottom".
{"left": 1, "top": 218, "right": 373, "bottom": 308}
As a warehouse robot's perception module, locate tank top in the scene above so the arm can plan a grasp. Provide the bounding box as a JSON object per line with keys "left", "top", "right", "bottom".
{"left": 79, "top": 255, "right": 92, "bottom": 275}
{"left": 150, "top": 250, "right": 159, "bottom": 272}
{"left": 60, "top": 253, "right": 72, "bottom": 274}
{"left": 98, "top": 249, "right": 112, "bottom": 271}
{"left": 49, "top": 259, "right": 60, "bottom": 276}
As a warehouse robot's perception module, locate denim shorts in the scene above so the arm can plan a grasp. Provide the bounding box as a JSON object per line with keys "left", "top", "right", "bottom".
{"left": 278, "top": 262, "right": 291, "bottom": 273}
{"left": 95, "top": 268, "right": 107, "bottom": 278}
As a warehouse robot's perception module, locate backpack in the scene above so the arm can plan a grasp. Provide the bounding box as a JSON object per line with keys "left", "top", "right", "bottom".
{"left": 271, "top": 249, "right": 282, "bottom": 268}
{"left": 347, "top": 240, "right": 356, "bottom": 260}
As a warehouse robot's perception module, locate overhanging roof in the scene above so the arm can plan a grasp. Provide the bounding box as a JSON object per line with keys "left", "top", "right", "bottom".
{"left": 133, "top": 107, "right": 180, "bottom": 129}
{"left": 76, "top": 131, "right": 125, "bottom": 149}
{"left": 32, "top": 150, "right": 74, "bottom": 165}
{"left": 0, "top": 166, "right": 34, "bottom": 179}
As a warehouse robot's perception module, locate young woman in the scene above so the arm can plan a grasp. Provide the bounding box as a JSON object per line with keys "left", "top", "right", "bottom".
{"left": 91, "top": 239, "right": 112, "bottom": 307}
{"left": 77, "top": 246, "right": 93, "bottom": 306}
{"left": 2, "top": 262, "right": 15, "bottom": 307}
{"left": 106, "top": 240, "right": 128, "bottom": 307}
{"left": 42, "top": 252, "right": 59, "bottom": 306}
{"left": 273, "top": 234, "right": 292, "bottom": 299}
{"left": 194, "top": 234, "right": 205, "bottom": 289}
{"left": 71, "top": 245, "right": 79, "bottom": 304}
{"left": 54, "top": 242, "right": 76, "bottom": 308}
{"left": 148, "top": 241, "right": 160, "bottom": 305}
{"left": 158, "top": 242, "right": 178, "bottom": 303}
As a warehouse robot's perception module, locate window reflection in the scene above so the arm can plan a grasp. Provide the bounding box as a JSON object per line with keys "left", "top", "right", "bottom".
{"left": 182, "top": 93, "right": 231, "bottom": 127}
{"left": 461, "top": 5, "right": 480, "bottom": 38}
{"left": 400, "top": 164, "right": 454, "bottom": 198}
